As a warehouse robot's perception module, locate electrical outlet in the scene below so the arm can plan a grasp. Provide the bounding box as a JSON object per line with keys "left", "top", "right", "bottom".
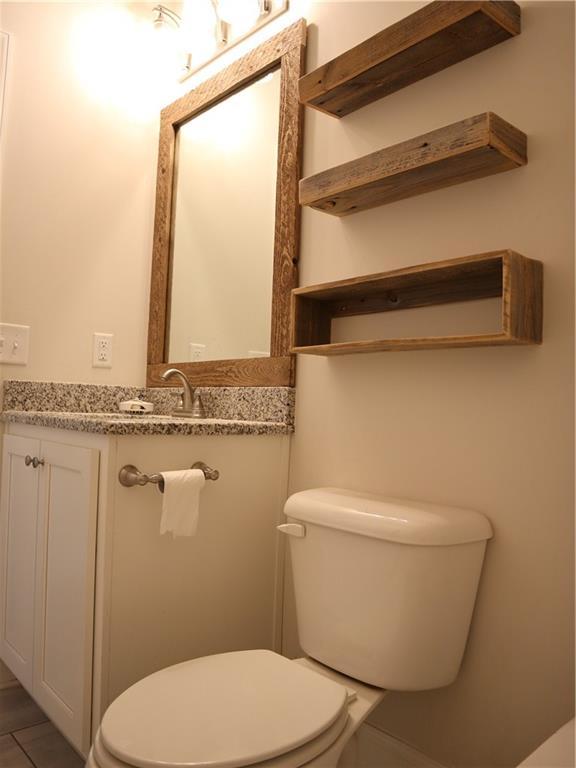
{"left": 189, "top": 342, "right": 206, "bottom": 362}
{"left": 0, "top": 323, "right": 30, "bottom": 365}
{"left": 93, "top": 332, "right": 113, "bottom": 368}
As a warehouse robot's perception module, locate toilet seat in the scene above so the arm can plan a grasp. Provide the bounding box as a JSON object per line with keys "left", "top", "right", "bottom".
{"left": 91, "top": 710, "right": 349, "bottom": 768}
{"left": 97, "top": 650, "right": 349, "bottom": 768}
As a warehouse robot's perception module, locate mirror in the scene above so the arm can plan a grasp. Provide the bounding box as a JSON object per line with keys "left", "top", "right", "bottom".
{"left": 147, "top": 20, "right": 306, "bottom": 388}
{"left": 169, "top": 69, "right": 281, "bottom": 363}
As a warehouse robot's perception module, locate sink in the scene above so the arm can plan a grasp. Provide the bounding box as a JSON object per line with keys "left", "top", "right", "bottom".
{"left": 71, "top": 412, "right": 189, "bottom": 421}
{"left": 104, "top": 413, "right": 199, "bottom": 421}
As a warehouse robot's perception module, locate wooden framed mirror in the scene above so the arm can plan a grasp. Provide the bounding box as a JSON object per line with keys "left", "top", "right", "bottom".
{"left": 147, "top": 20, "right": 306, "bottom": 388}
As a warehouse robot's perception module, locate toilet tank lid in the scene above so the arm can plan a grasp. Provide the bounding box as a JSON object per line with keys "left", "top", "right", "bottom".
{"left": 284, "top": 488, "right": 493, "bottom": 545}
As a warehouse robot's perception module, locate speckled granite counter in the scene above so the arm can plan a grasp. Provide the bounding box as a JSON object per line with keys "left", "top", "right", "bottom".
{"left": 2, "top": 410, "right": 291, "bottom": 435}
{"left": 1, "top": 381, "right": 294, "bottom": 436}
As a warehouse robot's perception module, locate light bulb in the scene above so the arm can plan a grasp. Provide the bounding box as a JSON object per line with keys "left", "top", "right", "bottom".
{"left": 216, "top": 0, "right": 261, "bottom": 28}
{"left": 182, "top": 0, "right": 219, "bottom": 63}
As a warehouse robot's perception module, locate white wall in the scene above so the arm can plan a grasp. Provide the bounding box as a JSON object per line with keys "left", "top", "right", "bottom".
{"left": 0, "top": 3, "right": 573, "bottom": 767}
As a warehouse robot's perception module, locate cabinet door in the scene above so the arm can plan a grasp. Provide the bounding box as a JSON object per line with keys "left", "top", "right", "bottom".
{"left": 33, "top": 441, "right": 99, "bottom": 755}
{"left": 0, "top": 435, "right": 41, "bottom": 693}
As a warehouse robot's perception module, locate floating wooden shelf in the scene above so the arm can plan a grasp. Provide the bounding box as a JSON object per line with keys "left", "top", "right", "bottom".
{"left": 299, "top": 0, "right": 521, "bottom": 118}
{"left": 291, "top": 251, "right": 542, "bottom": 355}
{"left": 299, "top": 112, "right": 527, "bottom": 216}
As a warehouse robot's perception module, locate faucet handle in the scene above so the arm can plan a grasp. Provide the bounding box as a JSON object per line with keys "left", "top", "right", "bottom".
{"left": 172, "top": 390, "right": 206, "bottom": 418}
{"left": 191, "top": 392, "right": 206, "bottom": 419}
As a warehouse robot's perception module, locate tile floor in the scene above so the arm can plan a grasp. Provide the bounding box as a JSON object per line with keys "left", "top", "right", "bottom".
{"left": 0, "top": 685, "right": 84, "bottom": 768}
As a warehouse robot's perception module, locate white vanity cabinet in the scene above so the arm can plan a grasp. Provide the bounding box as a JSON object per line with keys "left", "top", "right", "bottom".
{"left": 0, "top": 422, "right": 290, "bottom": 758}
{"left": 0, "top": 435, "right": 40, "bottom": 692}
{"left": 0, "top": 431, "right": 99, "bottom": 754}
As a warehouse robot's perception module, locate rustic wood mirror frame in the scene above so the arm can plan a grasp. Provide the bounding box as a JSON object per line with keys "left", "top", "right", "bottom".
{"left": 147, "top": 20, "right": 306, "bottom": 388}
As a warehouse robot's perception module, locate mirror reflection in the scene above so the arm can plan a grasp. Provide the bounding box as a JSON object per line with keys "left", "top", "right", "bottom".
{"left": 168, "top": 68, "right": 281, "bottom": 363}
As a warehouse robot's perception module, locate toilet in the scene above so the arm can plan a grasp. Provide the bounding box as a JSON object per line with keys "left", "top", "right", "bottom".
{"left": 87, "top": 488, "right": 493, "bottom": 768}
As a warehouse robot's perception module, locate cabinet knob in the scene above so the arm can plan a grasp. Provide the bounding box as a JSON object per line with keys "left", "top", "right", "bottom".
{"left": 24, "top": 455, "right": 44, "bottom": 468}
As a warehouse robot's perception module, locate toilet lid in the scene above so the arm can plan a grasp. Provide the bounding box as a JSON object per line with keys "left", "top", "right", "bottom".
{"left": 100, "top": 650, "right": 348, "bottom": 768}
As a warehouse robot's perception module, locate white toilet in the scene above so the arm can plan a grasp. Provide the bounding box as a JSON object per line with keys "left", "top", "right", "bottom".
{"left": 87, "top": 488, "right": 493, "bottom": 768}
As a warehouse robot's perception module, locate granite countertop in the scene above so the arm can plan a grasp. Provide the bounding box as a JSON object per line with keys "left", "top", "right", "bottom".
{"left": 1, "top": 381, "right": 295, "bottom": 436}
{"left": 1, "top": 410, "right": 292, "bottom": 436}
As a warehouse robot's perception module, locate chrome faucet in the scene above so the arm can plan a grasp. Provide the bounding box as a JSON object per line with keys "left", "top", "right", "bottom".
{"left": 161, "top": 368, "right": 206, "bottom": 418}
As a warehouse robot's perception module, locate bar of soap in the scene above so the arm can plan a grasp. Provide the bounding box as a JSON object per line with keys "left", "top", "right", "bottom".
{"left": 119, "top": 399, "right": 154, "bottom": 414}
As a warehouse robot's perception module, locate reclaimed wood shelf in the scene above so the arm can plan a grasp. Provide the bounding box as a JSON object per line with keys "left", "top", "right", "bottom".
{"left": 299, "top": 112, "right": 527, "bottom": 216}
{"left": 291, "top": 251, "right": 542, "bottom": 355}
{"left": 299, "top": 0, "right": 521, "bottom": 118}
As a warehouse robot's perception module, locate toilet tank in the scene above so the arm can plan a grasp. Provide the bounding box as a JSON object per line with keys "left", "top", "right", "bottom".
{"left": 281, "top": 488, "right": 493, "bottom": 691}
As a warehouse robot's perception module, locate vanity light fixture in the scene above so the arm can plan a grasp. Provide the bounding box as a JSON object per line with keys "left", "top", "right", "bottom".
{"left": 152, "top": 4, "right": 182, "bottom": 30}
{"left": 150, "top": 0, "right": 288, "bottom": 81}
{"left": 216, "top": 0, "right": 271, "bottom": 27}
{"left": 206, "top": 1, "right": 274, "bottom": 48}
{"left": 151, "top": 4, "right": 191, "bottom": 83}
{"left": 210, "top": 0, "right": 230, "bottom": 46}
{"left": 180, "top": 0, "right": 289, "bottom": 80}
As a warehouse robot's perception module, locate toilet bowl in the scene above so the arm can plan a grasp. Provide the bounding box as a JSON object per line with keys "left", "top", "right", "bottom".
{"left": 86, "top": 651, "right": 385, "bottom": 768}
{"left": 87, "top": 489, "right": 492, "bottom": 768}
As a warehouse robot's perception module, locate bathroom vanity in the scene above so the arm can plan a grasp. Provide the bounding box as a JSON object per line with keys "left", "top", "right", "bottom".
{"left": 0, "top": 383, "right": 292, "bottom": 756}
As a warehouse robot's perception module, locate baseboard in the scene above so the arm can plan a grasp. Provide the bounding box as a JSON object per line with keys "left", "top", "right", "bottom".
{"left": 356, "top": 723, "right": 447, "bottom": 768}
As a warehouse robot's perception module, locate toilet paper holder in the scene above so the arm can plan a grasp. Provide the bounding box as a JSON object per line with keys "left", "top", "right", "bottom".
{"left": 118, "top": 462, "right": 219, "bottom": 493}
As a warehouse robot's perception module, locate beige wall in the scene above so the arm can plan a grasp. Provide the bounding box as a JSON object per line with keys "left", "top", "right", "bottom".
{"left": 0, "top": 2, "right": 573, "bottom": 767}
{"left": 0, "top": 5, "right": 4, "bottom": 687}
{"left": 285, "top": 2, "right": 574, "bottom": 767}
{"left": 0, "top": 19, "right": 6, "bottom": 380}
{"left": 0, "top": 2, "right": 158, "bottom": 385}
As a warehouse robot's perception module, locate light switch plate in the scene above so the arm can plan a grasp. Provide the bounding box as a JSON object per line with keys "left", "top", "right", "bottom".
{"left": 0, "top": 323, "right": 30, "bottom": 365}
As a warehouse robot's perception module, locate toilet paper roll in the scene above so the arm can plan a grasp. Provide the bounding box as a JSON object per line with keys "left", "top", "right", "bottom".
{"left": 159, "top": 469, "right": 205, "bottom": 538}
